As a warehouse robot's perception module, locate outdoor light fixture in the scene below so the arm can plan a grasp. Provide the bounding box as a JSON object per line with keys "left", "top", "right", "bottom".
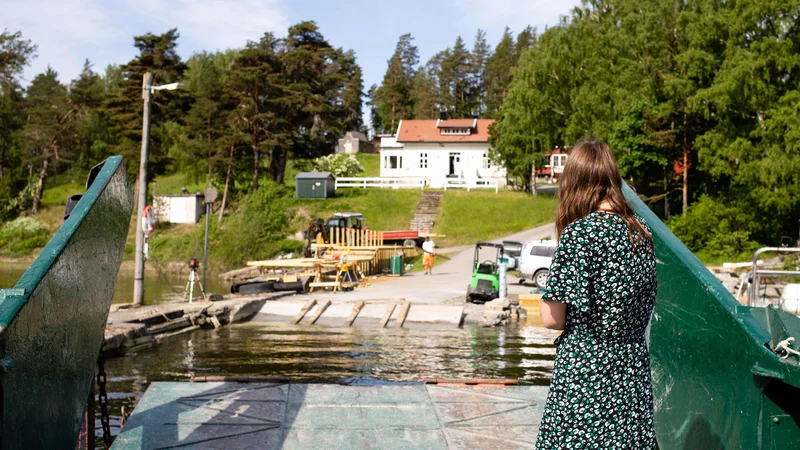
{"left": 148, "top": 82, "right": 184, "bottom": 92}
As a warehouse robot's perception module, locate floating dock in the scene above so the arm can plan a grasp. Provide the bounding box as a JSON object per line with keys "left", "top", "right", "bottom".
{"left": 111, "top": 380, "right": 547, "bottom": 449}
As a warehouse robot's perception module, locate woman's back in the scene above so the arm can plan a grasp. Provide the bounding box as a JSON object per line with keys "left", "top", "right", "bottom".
{"left": 559, "top": 211, "right": 657, "bottom": 341}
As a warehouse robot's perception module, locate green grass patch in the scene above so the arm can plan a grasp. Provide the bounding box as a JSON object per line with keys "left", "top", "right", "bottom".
{"left": 41, "top": 182, "right": 85, "bottom": 207}
{"left": 294, "top": 188, "right": 421, "bottom": 232}
{"left": 0, "top": 217, "right": 51, "bottom": 257}
{"left": 356, "top": 154, "right": 380, "bottom": 177}
{"left": 434, "top": 190, "right": 558, "bottom": 247}
{"left": 153, "top": 172, "right": 206, "bottom": 195}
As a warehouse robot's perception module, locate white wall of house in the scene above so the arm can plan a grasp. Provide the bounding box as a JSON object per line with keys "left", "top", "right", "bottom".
{"left": 153, "top": 195, "right": 204, "bottom": 224}
{"left": 380, "top": 143, "right": 505, "bottom": 188}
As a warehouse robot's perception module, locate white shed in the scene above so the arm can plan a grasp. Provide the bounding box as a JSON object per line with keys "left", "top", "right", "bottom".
{"left": 153, "top": 193, "right": 205, "bottom": 224}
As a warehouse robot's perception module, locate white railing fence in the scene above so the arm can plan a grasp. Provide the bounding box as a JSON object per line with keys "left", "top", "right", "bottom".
{"left": 335, "top": 177, "right": 499, "bottom": 193}
{"left": 443, "top": 178, "right": 499, "bottom": 193}
{"left": 335, "top": 177, "right": 428, "bottom": 190}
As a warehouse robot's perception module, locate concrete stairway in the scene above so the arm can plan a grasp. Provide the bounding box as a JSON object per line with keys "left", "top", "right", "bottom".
{"left": 410, "top": 191, "right": 443, "bottom": 232}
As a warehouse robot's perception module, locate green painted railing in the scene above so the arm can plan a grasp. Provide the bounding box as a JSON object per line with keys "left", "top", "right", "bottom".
{"left": 624, "top": 186, "right": 800, "bottom": 449}
{"left": 0, "top": 156, "right": 132, "bottom": 449}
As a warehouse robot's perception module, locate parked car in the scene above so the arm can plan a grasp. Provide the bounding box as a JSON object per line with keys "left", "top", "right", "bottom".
{"left": 517, "top": 239, "right": 558, "bottom": 287}
{"left": 502, "top": 240, "right": 523, "bottom": 270}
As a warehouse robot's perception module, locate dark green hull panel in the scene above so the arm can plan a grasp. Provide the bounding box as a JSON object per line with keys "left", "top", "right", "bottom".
{"left": 624, "top": 187, "right": 800, "bottom": 449}
{"left": 0, "top": 156, "right": 132, "bottom": 449}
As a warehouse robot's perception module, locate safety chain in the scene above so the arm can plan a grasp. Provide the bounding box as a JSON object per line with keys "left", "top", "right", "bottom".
{"left": 97, "top": 352, "right": 113, "bottom": 449}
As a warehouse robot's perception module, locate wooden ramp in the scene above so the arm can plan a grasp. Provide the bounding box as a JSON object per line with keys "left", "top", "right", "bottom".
{"left": 252, "top": 300, "right": 464, "bottom": 328}
{"left": 112, "top": 381, "right": 548, "bottom": 449}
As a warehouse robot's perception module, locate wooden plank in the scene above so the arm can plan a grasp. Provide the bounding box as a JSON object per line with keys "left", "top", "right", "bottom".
{"left": 291, "top": 299, "right": 317, "bottom": 325}
{"left": 345, "top": 301, "right": 366, "bottom": 326}
{"left": 379, "top": 304, "right": 397, "bottom": 328}
{"left": 309, "top": 282, "right": 342, "bottom": 287}
{"left": 307, "top": 299, "right": 331, "bottom": 325}
{"left": 396, "top": 301, "right": 411, "bottom": 328}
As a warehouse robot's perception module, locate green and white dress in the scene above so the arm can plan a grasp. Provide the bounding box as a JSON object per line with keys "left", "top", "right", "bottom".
{"left": 535, "top": 212, "right": 657, "bottom": 449}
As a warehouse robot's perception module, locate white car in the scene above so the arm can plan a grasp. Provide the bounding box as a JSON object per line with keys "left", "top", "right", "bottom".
{"left": 517, "top": 240, "right": 557, "bottom": 287}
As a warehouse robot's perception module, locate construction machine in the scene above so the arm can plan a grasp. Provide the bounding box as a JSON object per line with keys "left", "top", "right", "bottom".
{"left": 466, "top": 242, "right": 504, "bottom": 303}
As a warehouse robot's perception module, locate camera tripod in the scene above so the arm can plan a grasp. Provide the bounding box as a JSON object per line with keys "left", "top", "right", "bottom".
{"left": 183, "top": 266, "right": 207, "bottom": 303}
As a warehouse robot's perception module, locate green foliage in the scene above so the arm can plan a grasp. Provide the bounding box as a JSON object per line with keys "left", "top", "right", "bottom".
{"left": 667, "top": 196, "right": 759, "bottom": 260}
{"left": 492, "top": 0, "right": 800, "bottom": 257}
{"left": 149, "top": 181, "right": 295, "bottom": 269}
{"left": 312, "top": 154, "right": 363, "bottom": 177}
{"left": 375, "top": 34, "right": 419, "bottom": 133}
{"left": 0, "top": 217, "right": 51, "bottom": 257}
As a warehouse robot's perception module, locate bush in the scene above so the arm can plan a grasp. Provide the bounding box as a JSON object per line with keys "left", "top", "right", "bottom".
{"left": 313, "top": 154, "right": 364, "bottom": 177}
{"left": 667, "top": 196, "right": 760, "bottom": 260}
{"left": 0, "top": 217, "right": 52, "bottom": 257}
{"left": 212, "top": 182, "right": 295, "bottom": 268}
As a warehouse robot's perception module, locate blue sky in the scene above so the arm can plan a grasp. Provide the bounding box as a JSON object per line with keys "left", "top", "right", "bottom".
{"left": 5, "top": 0, "right": 579, "bottom": 96}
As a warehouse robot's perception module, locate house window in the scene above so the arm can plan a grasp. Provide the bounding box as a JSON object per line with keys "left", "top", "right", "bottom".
{"left": 440, "top": 128, "right": 471, "bottom": 135}
{"left": 483, "top": 152, "right": 491, "bottom": 170}
{"left": 420, "top": 153, "right": 428, "bottom": 169}
{"left": 384, "top": 155, "right": 402, "bottom": 169}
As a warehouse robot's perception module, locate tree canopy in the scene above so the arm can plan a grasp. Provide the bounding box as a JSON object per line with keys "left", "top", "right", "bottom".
{"left": 491, "top": 0, "right": 800, "bottom": 255}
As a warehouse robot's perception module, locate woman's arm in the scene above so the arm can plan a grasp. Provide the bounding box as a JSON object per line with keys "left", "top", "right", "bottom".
{"left": 540, "top": 300, "right": 567, "bottom": 330}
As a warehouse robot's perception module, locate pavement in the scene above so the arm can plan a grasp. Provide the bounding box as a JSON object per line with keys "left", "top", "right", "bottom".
{"left": 309, "top": 222, "right": 556, "bottom": 304}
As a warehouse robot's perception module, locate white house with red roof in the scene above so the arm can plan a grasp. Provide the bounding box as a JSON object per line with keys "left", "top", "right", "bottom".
{"left": 379, "top": 117, "right": 505, "bottom": 189}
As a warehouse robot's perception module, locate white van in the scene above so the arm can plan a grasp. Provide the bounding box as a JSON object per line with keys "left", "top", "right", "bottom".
{"left": 517, "top": 240, "right": 558, "bottom": 287}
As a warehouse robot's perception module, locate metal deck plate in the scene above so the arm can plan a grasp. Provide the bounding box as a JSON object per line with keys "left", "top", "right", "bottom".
{"left": 112, "top": 382, "right": 548, "bottom": 449}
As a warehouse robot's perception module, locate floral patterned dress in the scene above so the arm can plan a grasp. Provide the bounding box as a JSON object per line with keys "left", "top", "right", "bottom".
{"left": 535, "top": 212, "right": 658, "bottom": 449}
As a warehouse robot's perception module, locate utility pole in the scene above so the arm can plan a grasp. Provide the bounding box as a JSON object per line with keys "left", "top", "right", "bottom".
{"left": 133, "top": 72, "right": 153, "bottom": 307}
{"left": 132, "top": 75, "right": 183, "bottom": 307}
{"left": 531, "top": 134, "right": 538, "bottom": 197}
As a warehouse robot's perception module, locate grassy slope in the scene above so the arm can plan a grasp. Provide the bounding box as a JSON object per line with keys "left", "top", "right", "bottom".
{"left": 434, "top": 190, "right": 558, "bottom": 248}
{"left": 153, "top": 172, "right": 207, "bottom": 195}
{"left": 356, "top": 153, "right": 380, "bottom": 177}
{"left": 294, "top": 188, "right": 421, "bottom": 232}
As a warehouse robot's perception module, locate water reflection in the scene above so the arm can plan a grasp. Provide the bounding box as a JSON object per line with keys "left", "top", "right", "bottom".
{"left": 0, "top": 261, "right": 228, "bottom": 305}
{"left": 101, "top": 321, "right": 557, "bottom": 444}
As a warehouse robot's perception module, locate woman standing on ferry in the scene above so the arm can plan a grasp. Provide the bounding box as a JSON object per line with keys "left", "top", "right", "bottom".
{"left": 537, "top": 140, "right": 658, "bottom": 449}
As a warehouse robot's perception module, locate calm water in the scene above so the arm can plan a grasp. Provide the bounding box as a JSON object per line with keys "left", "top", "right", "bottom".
{"left": 0, "top": 261, "right": 229, "bottom": 304}
{"left": 102, "top": 322, "right": 557, "bottom": 441}
{"left": 0, "top": 263, "right": 556, "bottom": 447}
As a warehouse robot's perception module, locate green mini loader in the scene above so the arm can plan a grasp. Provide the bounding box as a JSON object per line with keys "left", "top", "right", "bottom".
{"left": 466, "top": 242, "right": 504, "bottom": 303}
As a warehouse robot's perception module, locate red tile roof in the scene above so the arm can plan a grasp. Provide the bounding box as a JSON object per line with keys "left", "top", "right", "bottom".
{"left": 436, "top": 118, "right": 476, "bottom": 128}
{"left": 396, "top": 119, "right": 495, "bottom": 143}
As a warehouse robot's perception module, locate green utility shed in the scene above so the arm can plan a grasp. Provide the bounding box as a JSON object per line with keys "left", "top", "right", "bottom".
{"left": 295, "top": 172, "right": 336, "bottom": 199}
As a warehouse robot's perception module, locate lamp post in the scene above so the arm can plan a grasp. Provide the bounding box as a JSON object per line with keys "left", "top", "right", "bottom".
{"left": 133, "top": 73, "right": 183, "bottom": 306}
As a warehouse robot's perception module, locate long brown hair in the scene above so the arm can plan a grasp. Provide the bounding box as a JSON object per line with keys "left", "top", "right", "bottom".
{"left": 555, "top": 140, "right": 652, "bottom": 248}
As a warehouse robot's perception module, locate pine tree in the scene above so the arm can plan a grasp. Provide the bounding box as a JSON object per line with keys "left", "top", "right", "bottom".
{"left": 484, "top": 28, "right": 516, "bottom": 118}
{"left": 100, "top": 29, "right": 188, "bottom": 178}
{"left": 22, "top": 68, "right": 73, "bottom": 214}
{"left": 0, "top": 30, "right": 36, "bottom": 218}
{"left": 514, "top": 26, "right": 536, "bottom": 61}
{"left": 375, "top": 34, "right": 418, "bottom": 132}
{"left": 439, "top": 37, "right": 472, "bottom": 118}
{"left": 228, "top": 32, "right": 284, "bottom": 191}
{"left": 366, "top": 84, "right": 382, "bottom": 134}
{"left": 410, "top": 65, "right": 438, "bottom": 119}
{"left": 470, "top": 29, "right": 490, "bottom": 116}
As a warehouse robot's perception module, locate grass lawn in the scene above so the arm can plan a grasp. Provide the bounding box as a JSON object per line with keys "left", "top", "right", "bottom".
{"left": 153, "top": 173, "right": 207, "bottom": 196}
{"left": 293, "top": 188, "right": 421, "bottom": 232}
{"left": 356, "top": 153, "right": 380, "bottom": 177}
{"left": 434, "top": 190, "right": 558, "bottom": 248}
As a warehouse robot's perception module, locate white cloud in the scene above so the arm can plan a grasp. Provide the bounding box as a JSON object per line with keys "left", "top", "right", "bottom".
{"left": 4, "top": 0, "right": 289, "bottom": 85}
{"left": 451, "top": 0, "right": 580, "bottom": 34}
{"left": 124, "top": 0, "right": 289, "bottom": 52}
